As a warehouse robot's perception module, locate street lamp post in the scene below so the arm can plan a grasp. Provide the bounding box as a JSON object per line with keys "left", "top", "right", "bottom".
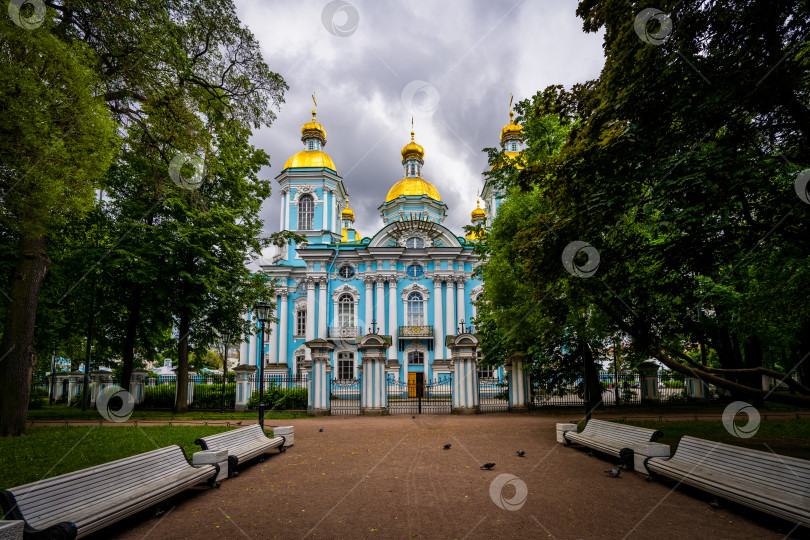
{"left": 220, "top": 330, "right": 232, "bottom": 415}
{"left": 254, "top": 301, "right": 271, "bottom": 429}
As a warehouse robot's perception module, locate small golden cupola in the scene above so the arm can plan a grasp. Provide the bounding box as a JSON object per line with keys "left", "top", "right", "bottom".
{"left": 500, "top": 94, "right": 523, "bottom": 157}
{"left": 341, "top": 197, "right": 360, "bottom": 242}
{"left": 385, "top": 123, "right": 441, "bottom": 203}
{"left": 466, "top": 199, "right": 487, "bottom": 241}
{"left": 283, "top": 95, "right": 337, "bottom": 173}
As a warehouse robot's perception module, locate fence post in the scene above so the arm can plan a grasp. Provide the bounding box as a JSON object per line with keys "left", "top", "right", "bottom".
{"left": 67, "top": 369, "right": 84, "bottom": 403}
{"left": 446, "top": 335, "right": 480, "bottom": 414}
{"left": 685, "top": 376, "right": 707, "bottom": 400}
{"left": 305, "top": 339, "right": 335, "bottom": 415}
{"left": 358, "top": 334, "right": 391, "bottom": 414}
{"left": 187, "top": 371, "right": 196, "bottom": 406}
{"left": 233, "top": 365, "right": 257, "bottom": 410}
{"left": 130, "top": 369, "right": 148, "bottom": 404}
{"left": 638, "top": 362, "right": 659, "bottom": 404}
{"left": 505, "top": 354, "right": 528, "bottom": 411}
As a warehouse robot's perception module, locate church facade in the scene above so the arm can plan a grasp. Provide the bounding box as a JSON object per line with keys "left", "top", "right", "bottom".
{"left": 237, "top": 103, "right": 523, "bottom": 390}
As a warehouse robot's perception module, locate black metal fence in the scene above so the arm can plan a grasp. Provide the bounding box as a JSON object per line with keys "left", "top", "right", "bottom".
{"left": 529, "top": 371, "right": 691, "bottom": 408}
{"left": 330, "top": 377, "right": 361, "bottom": 415}
{"left": 387, "top": 375, "right": 452, "bottom": 415}
{"left": 246, "top": 374, "right": 309, "bottom": 410}
{"left": 478, "top": 377, "right": 509, "bottom": 413}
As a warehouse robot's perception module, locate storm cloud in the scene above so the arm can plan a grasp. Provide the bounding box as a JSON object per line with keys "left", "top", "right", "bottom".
{"left": 233, "top": 0, "right": 605, "bottom": 250}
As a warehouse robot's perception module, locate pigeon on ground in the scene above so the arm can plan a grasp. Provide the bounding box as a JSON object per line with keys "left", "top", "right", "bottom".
{"left": 516, "top": 450, "right": 525, "bottom": 457}
{"left": 605, "top": 469, "right": 621, "bottom": 478}
{"left": 443, "top": 444, "right": 451, "bottom": 450}
{"left": 235, "top": 421, "right": 242, "bottom": 426}
{"left": 319, "top": 427, "right": 324, "bottom": 432}
{"left": 480, "top": 463, "right": 496, "bottom": 470}
{"left": 412, "top": 416, "right": 415, "bottom": 419}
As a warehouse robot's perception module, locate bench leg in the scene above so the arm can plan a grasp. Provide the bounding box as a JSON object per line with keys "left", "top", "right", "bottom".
{"left": 228, "top": 455, "right": 239, "bottom": 478}
{"left": 709, "top": 495, "right": 722, "bottom": 510}
{"left": 619, "top": 448, "right": 634, "bottom": 471}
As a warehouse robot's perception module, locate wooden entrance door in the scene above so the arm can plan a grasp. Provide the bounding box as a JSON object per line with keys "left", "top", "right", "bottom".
{"left": 408, "top": 372, "right": 417, "bottom": 397}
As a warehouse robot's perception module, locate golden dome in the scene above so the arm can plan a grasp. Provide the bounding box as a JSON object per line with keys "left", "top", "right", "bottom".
{"left": 283, "top": 150, "right": 337, "bottom": 172}
{"left": 471, "top": 200, "right": 486, "bottom": 220}
{"left": 401, "top": 130, "right": 424, "bottom": 161}
{"left": 301, "top": 109, "right": 326, "bottom": 141}
{"left": 342, "top": 198, "right": 355, "bottom": 220}
{"left": 385, "top": 177, "right": 441, "bottom": 202}
{"left": 500, "top": 110, "right": 523, "bottom": 144}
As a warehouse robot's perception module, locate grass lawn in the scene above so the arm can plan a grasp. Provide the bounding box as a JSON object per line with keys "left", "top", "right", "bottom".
{"left": 614, "top": 417, "right": 810, "bottom": 460}
{"left": 0, "top": 424, "right": 281, "bottom": 491}
{"left": 27, "top": 404, "right": 311, "bottom": 421}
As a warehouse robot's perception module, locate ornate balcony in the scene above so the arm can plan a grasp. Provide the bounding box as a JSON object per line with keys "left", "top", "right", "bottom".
{"left": 328, "top": 326, "right": 362, "bottom": 338}
{"left": 398, "top": 325, "right": 434, "bottom": 337}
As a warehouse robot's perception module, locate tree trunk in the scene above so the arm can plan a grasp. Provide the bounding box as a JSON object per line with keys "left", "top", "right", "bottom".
{"left": 0, "top": 235, "right": 50, "bottom": 436}
{"left": 174, "top": 305, "right": 190, "bottom": 414}
{"left": 120, "top": 284, "right": 142, "bottom": 391}
{"left": 580, "top": 338, "right": 602, "bottom": 415}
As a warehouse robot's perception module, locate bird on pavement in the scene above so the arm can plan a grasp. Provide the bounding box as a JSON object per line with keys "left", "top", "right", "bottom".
{"left": 235, "top": 421, "right": 242, "bottom": 426}
{"left": 605, "top": 469, "right": 621, "bottom": 478}
{"left": 319, "top": 427, "right": 324, "bottom": 432}
{"left": 443, "top": 444, "right": 451, "bottom": 450}
{"left": 516, "top": 450, "right": 525, "bottom": 457}
{"left": 480, "top": 463, "right": 496, "bottom": 470}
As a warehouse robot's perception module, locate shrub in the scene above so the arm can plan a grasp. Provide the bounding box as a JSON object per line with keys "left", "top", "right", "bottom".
{"left": 28, "top": 388, "right": 48, "bottom": 409}
{"left": 143, "top": 384, "right": 175, "bottom": 408}
{"left": 247, "top": 384, "right": 307, "bottom": 410}
{"left": 191, "top": 383, "right": 236, "bottom": 409}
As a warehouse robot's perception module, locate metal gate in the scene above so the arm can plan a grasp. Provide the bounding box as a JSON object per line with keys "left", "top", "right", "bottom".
{"left": 330, "top": 376, "right": 361, "bottom": 415}
{"left": 478, "top": 376, "right": 509, "bottom": 412}
{"left": 387, "top": 374, "right": 452, "bottom": 415}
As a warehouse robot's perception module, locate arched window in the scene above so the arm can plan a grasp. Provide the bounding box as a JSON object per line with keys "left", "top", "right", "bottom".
{"left": 338, "top": 293, "right": 354, "bottom": 327}
{"left": 406, "top": 237, "right": 424, "bottom": 249}
{"left": 295, "top": 355, "right": 305, "bottom": 379}
{"left": 298, "top": 195, "right": 314, "bottom": 230}
{"left": 408, "top": 351, "right": 424, "bottom": 364}
{"left": 407, "top": 292, "right": 424, "bottom": 326}
{"left": 337, "top": 352, "right": 354, "bottom": 380}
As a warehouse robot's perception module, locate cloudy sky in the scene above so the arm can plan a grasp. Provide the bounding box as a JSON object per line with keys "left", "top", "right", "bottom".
{"left": 233, "top": 0, "right": 605, "bottom": 243}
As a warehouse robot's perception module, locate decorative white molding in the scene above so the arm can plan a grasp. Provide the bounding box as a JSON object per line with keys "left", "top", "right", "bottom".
{"left": 332, "top": 283, "right": 360, "bottom": 302}
{"left": 470, "top": 284, "right": 484, "bottom": 301}
{"left": 335, "top": 262, "right": 358, "bottom": 281}
{"left": 401, "top": 282, "right": 430, "bottom": 301}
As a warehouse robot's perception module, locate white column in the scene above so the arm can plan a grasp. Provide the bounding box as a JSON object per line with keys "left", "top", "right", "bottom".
{"left": 318, "top": 277, "right": 328, "bottom": 338}
{"left": 364, "top": 278, "right": 373, "bottom": 333}
{"left": 239, "top": 311, "right": 249, "bottom": 365}
{"left": 375, "top": 278, "right": 385, "bottom": 333}
{"left": 306, "top": 279, "right": 315, "bottom": 360}
{"left": 388, "top": 278, "right": 398, "bottom": 360}
{"left": 279, "top": 190, "right": 286, "bottom": 230}
{"left": 446, "top": 279, "right": 455, "bottom": 361}
{"left": 456, "top": 277, "right": 466, "bottom": 331}
{"left": 433, "top": 277, "right": 444, "bottom": 361}
{"left": 333, "top": 198, "right": 339, "bottom": 232}
{"left": 321, "top": 191, "right": 328, "bottom": 230}
{"left": 269, "top": 301, "right": 278, "bottom": 365}
{"left": 279, "top": 291, "right": 288, "bottom": 365}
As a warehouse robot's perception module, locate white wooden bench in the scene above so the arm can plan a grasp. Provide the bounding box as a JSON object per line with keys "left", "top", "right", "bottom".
{"left": 195, "top": 424, "right": 285, "bottom": 477}
{"left": 563, "top": 419, "right": 663, "bottom": 469}
{"left": 645, "top": 436, "right": 810, "bottom": 527}
{"left": 0, "top": 445, "right": 218, "bottom": 539}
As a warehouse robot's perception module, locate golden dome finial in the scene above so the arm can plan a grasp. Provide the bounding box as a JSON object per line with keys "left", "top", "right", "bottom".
{"left": 301, "top": 92, "right": 326, "bottom": 144}
{"left": 342, "top": 196, "right": 355, "bottom": 221}
{"left": 500, "top": 92, "right": 522, "bottom": 145}
{"left": 471, "top": 198, "right": 486, "bottom": 221}
{"left": 401, "top": 118, "right": 424, "bottom": 161}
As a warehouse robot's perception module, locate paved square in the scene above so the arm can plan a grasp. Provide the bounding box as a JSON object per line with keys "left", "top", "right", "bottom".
{"left": 109, "top": 415, "right": 792, "bottom": 539}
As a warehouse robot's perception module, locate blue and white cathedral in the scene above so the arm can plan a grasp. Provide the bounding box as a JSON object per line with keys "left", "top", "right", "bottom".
{"left": 236, "top": 102, "right": 525, "bottom": 411}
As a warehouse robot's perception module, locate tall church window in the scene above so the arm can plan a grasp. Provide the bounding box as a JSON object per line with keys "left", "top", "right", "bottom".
{"left": 406, "top": 237, "right": 424, "bottom": 249}
{"left": 307, "top": 140, "right": 315, "bottom": 151}
{"left": 407, "top": 292, "right": 424, "bottom": 326}
{"left": 298, "top": 195, "right": 314, "bottom": 230}
{"left": 337, "top": 352, "right": 354, "bottom": 380}
{"left": 295, "top": 355, "right": 305, "bottom": 379}
{"left": 338, "top": 293, "right": 354, "bottom": 327}
{"left": 296, "top": 309, "right": 307, "bottom": 337}
{"left": 408, "top": 351, "right": 424, "bottom": 364}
